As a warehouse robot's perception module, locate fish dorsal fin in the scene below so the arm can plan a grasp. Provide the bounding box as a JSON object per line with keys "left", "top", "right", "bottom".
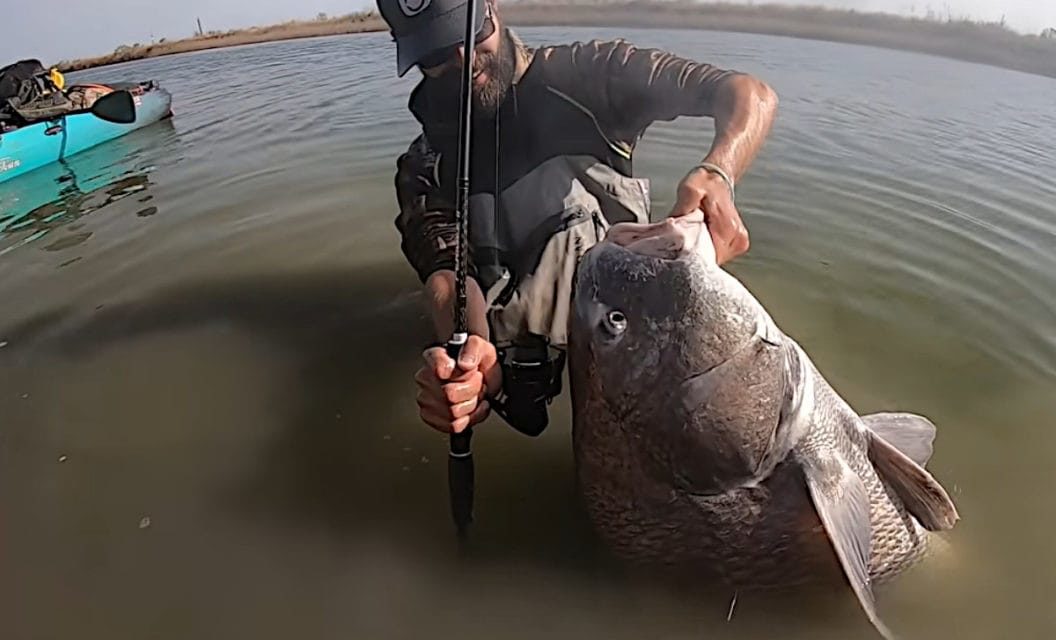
{"left": 866, "top": 428, "right": 960, "bottom": 531}
{"left": 796, "top": 446, "right": 897, "bottom": 640}
{"left": 861, "top": 412, "right": 936, "bottom": 466}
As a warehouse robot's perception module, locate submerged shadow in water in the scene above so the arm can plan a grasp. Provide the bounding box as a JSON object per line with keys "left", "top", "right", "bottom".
{"left": 0, "top": 265, "right": 892, "bottom": 637}
{"left": 0, "top": 266, "right": 604, "bottom": 567}
{"left": 0, "top": 119, "right": 179, "bottom": 257}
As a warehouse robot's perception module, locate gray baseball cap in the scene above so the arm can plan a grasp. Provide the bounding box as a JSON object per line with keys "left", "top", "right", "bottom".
{"left": 377, "top": 0, "right": 488, "bottom": 77}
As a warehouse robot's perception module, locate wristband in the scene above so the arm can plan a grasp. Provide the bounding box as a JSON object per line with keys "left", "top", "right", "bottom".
{"left": 694, "top": 162, "right": 736, "bottom": 203}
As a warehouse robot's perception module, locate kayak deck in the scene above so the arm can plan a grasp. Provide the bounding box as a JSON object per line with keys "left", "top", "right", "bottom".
{"left": 0, "top": 82, "right": 172, "bottom": 185}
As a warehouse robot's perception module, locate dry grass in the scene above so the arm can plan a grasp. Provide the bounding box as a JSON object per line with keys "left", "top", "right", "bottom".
{"left": 54, "top": 1, "right": 1056, "bottom": 79}
{"left": 55, "top": 11, "right": 385, "bottom": 72}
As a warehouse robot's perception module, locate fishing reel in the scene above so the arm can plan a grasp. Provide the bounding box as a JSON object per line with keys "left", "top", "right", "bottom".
{"left": 490, "top": 334, "right": 566, "bottom": 437}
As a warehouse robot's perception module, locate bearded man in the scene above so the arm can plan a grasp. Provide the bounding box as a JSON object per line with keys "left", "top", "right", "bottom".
{"left": 376, "top": 0, "right": 779, "bottom": 436}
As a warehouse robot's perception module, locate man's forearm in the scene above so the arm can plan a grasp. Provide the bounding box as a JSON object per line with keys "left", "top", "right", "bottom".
{"left": 425, "top": 270, "right": 490, "bottom": 342}
{"left": 702, "top": 74, "right": 779, "bottom": 182}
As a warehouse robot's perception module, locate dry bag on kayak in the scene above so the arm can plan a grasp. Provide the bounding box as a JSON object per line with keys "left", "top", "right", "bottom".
{"left": 0, "top": 59, "right": 73, "bottom": 127}
{"left": 0, "top": 59, "right": 48, "bottom": 102}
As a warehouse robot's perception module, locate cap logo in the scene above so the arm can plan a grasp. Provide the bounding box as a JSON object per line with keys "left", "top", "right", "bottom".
{"left": 398, "top": 0, "right": 430, "bottom": 16}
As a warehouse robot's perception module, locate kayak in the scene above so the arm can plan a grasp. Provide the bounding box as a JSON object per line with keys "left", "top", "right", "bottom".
{"left": 0, "top": 80, "right": 172, "bottom": 185}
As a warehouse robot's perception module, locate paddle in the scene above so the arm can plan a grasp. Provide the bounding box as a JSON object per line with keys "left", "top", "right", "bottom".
{"left": 83, "top": 90, "right": 136, "bottom": 124}
{"left": 447, "top": 0, "right": 482, "bottom": 545}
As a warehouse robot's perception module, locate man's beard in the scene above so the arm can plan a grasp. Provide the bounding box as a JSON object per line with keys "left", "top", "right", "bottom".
{"left": 472, "top": 31, "right": 515, "bottom": 113}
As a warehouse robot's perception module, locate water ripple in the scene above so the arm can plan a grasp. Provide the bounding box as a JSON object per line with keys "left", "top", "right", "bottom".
{"left": 1, "top": 27, "right": 1052, "bottom": 379}
{"left": 1, "top": 26, "right": 1056, "bottom": 640}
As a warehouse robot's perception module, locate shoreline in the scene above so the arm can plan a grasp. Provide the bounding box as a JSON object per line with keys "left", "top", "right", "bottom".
{"left": 55, "top": 12, "right": 386, "bottom": 72}
{"left": 55, "top": 2, "right": 1056, "bottom": 80}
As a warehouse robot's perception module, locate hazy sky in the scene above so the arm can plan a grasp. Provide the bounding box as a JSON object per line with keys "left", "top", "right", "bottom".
{"left": 3, "top": 0, "right": 1054, "bottom": 65}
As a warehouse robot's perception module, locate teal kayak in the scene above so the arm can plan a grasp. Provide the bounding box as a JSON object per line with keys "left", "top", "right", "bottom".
{"left": 0, "top": 81, "right": 172, "bottom": 185}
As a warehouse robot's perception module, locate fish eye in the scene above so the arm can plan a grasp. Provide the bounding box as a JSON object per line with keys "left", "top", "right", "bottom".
{"left": 604, "top": 310, "right": 628, "bottom": 335}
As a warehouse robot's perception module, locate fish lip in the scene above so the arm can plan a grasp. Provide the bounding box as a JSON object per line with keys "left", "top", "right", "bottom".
{"left": 597, "top": 214, "right": 716, "bottom": 264}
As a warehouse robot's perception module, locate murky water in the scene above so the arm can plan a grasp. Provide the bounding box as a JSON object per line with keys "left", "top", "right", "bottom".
{"left": 2, "top": 26, "right": 1055, "bottom": 640}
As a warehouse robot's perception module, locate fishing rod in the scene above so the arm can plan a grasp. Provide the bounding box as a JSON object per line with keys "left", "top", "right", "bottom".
{"left": 446, "top": 0, "right": 480, "bottom": 544}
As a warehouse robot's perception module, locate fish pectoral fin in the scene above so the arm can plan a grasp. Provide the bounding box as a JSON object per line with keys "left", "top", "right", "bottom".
{"left": 866, "top": 428, "right": 960, "bottom": 531}
{"left": 861, "top": 412, "right": 937, "bottom": 466}
{"left": 797, "top": 447, "right": 897, "bottom": 640}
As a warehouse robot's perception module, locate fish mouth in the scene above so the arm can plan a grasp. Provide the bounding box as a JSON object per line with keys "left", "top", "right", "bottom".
{"left": 602, "top": 210, "right": 716, "bottom": 264}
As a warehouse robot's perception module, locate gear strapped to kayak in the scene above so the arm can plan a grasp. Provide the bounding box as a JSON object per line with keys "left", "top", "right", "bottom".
{"left": 0, "top": 59, "right": 72, "bottom": 128}
{"left": 0, "top": 72, "right": 171, "bottom": 185}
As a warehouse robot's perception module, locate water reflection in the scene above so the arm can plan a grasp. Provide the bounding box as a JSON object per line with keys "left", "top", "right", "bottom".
{"left": 0, "top": 119, "right": 178, "bottom": 257}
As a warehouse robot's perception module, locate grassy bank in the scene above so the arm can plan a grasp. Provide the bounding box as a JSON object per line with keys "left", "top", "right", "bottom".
{"left": 55, "top": 1, "right": 1056, "bottom": 80}
{"left": 55, "top": 11, "right": 384, "bottom": 72}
